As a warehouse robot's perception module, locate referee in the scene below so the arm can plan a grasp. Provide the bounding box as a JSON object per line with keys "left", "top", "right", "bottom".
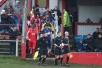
{"left": 54, "top": 31, "right": 64, "bottom": 66}
{"left": 63, "top": 31, "right": 70, "bottom": 65}
{"left": 38, "top": 32, "right": 50, "bottom": 66}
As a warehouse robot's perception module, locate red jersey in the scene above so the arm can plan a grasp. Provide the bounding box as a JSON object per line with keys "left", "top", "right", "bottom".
{"left": 35, "top": 17, "right": 41, "bottom": 33}
{"left": 27, "top": 27, "right": 38, "bottom": 46}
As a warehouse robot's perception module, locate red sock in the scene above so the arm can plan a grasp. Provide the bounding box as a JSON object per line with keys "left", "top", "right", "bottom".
{"left": 32, "top": 49, "right": 36, "bottom": 56}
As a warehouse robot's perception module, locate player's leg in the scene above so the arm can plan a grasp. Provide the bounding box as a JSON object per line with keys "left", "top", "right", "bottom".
{"left": 42, "top": 55, "right": 46, "bottom": 66}
{"left": 59, "top": 55, "right": 63, "bottom": 65}
{"left": 38, "top": 49, "right": 43, "bottom": 65}
{"left": 65, "top": 48, "right": 70, "bottom": 65}
{"left": 28, "top": 41, "right": 32, "bottom": 54}
{"left": 54, "top": 55, "right": 59, "bottom": 66}
{"left": 32, "top": 42, "right": 36, "bottom": 56}
{"left": 41, "top": 49, "right": 47, "bottom": 65}
{"left": 54, "top": 48, "right": 60, "bottom": 66}
{"left": 59, "top": 49, "right": 63, "bottom": 65}
{"left": 66, "top": 53, "right": 70, "bottom": 65}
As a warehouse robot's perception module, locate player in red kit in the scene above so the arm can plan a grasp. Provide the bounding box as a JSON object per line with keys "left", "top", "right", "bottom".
{"left": 27, "top": 21, "right": 38, "bottom": 56}
{"left": 34, "top": 14, "right": 41, "bottom": 33}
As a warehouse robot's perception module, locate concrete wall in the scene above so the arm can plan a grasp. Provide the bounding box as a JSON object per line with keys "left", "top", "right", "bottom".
{"left": 77, "top": 0, "right": 102, "bottom": 6}
{"left": 58, "top": 0, "right": 62, "bottom": 12}
{"left": 78, "top": 25, "right": 101, "bottom": 35}
{"left": 78, "top": 6, "right": 102, "bottom": 22}
{"left": 77, "top": 0, "right": 102, "bottom": 22}
{"left": 49, "top": 0, "right": 58, "bottom": 9}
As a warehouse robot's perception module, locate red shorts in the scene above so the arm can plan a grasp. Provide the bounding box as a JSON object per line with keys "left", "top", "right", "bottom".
{"left": 28, "top": 41, "right": 36, "bottom": 47}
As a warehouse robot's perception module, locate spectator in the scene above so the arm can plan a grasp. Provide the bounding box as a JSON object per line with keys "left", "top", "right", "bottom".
{"left": 99, "top": 18, "right": 102, "bottom": 23}
{"left": 83, "top": 34, "right": 95, "bottom": 52}
{"left": 95, "top": 33, "right": 102, "bottom": 52}
{"left": 1, "top": 10, "right": 9, "bottom": 33}
{"left": 93, "top": 28, "right": 101, "bottom": 40}
{"left": 4, "top": 4, "right": 10, "bottom": 13}
{"left": 8, "top": 26, "right": 21, "bottom": 55}
{"left": 15, "top": 0, "right": 22, "bottom": 13}
{"left": 99, "top": 26, "right": 102, "bottom": 33}
{"left": 77, "top": 40, "right": 85, "bottom": 51}
{"left": 84, "top": 18, "right": 93, "bottom": 23}
{"left": 9, "top": 2, "right": 15, "bottom": 14}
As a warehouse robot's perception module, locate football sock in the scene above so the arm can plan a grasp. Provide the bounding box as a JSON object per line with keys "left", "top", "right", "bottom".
{"left": 60, "top": 58, "right": 63, "bottom": 65}
{"left": 55, "top": 58, "right": 59, "bottom": 65}
{"left": 66, "top": 56, "right": 69, "bottom": 63}
{"left": 42, "top": 58, "right": 46, "bottom": 65}
{"left": 39, "top": 56, "right": 42, "bottom": 62}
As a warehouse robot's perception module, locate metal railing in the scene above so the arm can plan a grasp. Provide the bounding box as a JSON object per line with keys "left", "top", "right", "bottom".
{"left": 0, "top": 35, "right": 22, "bottom": 56}
{"left": 0, "top": 39, "right": 21, "bottom": 57}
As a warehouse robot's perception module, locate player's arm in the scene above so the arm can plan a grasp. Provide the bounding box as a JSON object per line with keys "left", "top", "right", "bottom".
{"left": 37, "top": 37, "right": 42, "bottom": 50}
{"left": 54, "top": 38, "right": 59, "bottom": 47}
{"left": 63, "top": 38, "right": 69, "bottom": 46}
{"left": 26, "top": 31, "right": 31, "bottom": 41}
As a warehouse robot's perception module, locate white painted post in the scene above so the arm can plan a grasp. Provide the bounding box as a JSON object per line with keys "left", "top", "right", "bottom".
{"left": 16, "top": 39, "right": 19, "bottom": 57}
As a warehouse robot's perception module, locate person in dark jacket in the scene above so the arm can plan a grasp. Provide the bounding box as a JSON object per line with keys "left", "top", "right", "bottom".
{"left": 62, "top": 31, "right": 70, "bottom": 66}
{"left": 95, "top": 33, "right": 102, "bottom": 52}
{"left": 8, "top": 26, "right": 20, "bottom": 55}
{"left": 93, "top": 28, "right": 101, "bottom": 40}
{"left": 38, "top": 32, "right": 50, "bottom": 66}
{"left": 54, "top": 31, "right": 64, "bottom": 66}
{"left": 1, "top": 10, "right": 9, "bottom": 33}
{"left": 83, "top": 34, "right": 95, "bottom": 52}
{"left": 77, "top": 40, "right": 85, "bottom": 51}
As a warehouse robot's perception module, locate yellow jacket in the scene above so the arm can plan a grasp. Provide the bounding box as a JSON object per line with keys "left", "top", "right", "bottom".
{"left": 41, "top": 23, "right": 54, "bottom": 31}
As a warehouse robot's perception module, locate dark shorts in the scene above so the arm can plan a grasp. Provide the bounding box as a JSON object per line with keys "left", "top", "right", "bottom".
{"left": 63, "top": 47, "right": 70, "bottom": 54}
{"left": 54, "top": 47, "right": 62, "bottom": 55}
{"left": 39, "top": 49, "right": 48, "bottom": 55}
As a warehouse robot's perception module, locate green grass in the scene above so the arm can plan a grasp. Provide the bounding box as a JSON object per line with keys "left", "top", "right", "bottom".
{"left": 0, "top": 56, "right": 102, "bottom": 68}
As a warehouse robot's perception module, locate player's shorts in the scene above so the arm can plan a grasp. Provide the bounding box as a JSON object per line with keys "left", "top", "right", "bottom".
{"left": 39, "top": 49, "right": 48, "bottom": 55}
{"left": 54, "top": 47, "right": 62, "bottom": 55}
{"left": 62, "top": 47, "right": 70, "bottom": 54}
{"left": 28, "top": 41, "right": 36, "bottom": 47}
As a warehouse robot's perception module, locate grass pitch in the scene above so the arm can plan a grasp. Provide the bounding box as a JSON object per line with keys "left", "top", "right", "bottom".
{"left": 0, "top": 56, "right": 102, "bottom": 68}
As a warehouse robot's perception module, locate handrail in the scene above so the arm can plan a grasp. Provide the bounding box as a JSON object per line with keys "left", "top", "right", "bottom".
{"left": 0, "top": 35, "right": 22, "bottom": 39}
{"left": 0, "top": 24, "right": 22, "bottom": 26}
